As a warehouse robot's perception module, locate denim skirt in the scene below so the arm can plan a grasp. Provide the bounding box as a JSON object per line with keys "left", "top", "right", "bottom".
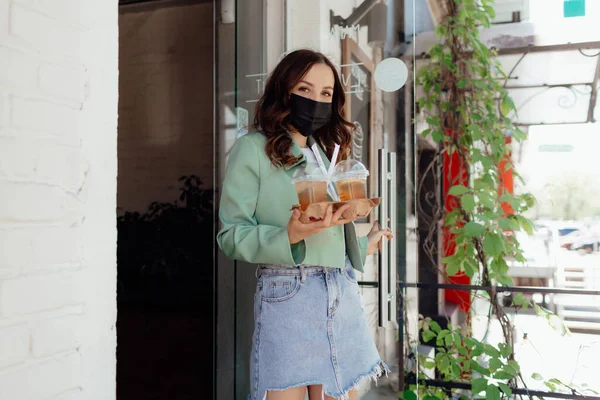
{"left": 249, "top": 256, "right": 389, "bottom": 400}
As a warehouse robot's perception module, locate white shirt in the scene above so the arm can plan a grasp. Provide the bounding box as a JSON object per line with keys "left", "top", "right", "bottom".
{"left": 301, "top": 148, "right": 319, "bottom": 168}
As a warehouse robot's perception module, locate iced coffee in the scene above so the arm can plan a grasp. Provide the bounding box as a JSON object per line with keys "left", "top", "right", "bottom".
{"left": 335, "top": 179, "right": 367, "bottom": 201}
{"left": 292, "top": 166, "right": 328, "bottom": 211}
{"left": 332, "top": 160, "right": 370, "bottom": 201}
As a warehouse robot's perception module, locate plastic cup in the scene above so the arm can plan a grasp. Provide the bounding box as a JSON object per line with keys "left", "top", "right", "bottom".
{"left": 291, "top": 166, "right": 328, "bottom": 211}
{"left": 332, "top": 160, "right": 370, "bottom": 201}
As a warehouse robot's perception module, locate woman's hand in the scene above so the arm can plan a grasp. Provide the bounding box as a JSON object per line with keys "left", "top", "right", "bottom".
{"left": 366, "top": 221, "right": 393, "bottom": 255}
{"left": 287, "top": 204, "right": 357, "bottom": 244}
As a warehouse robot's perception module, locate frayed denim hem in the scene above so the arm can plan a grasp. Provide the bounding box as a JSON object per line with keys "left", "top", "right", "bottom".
{"left": 325, "top": 360, "right": 390, "bottom": 399}
{"left": 251, "top": 360, "right": 390, "bottom": 400}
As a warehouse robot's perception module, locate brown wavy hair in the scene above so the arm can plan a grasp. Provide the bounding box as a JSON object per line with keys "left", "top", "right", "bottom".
{"left": 253, "top": 49, "right": 355, "bottom": 167}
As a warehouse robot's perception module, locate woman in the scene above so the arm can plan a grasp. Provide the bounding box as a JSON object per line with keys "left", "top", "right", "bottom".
{"left": 217, "top": 49, "right": 392, "bottom": 400}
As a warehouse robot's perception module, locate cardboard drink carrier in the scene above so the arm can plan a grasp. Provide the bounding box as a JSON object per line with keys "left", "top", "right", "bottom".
{"left": 291, "top": 198, "right": 381, "bottom": 223}
{"left": 291, "top": 153, "right": 380, "bottom": 223}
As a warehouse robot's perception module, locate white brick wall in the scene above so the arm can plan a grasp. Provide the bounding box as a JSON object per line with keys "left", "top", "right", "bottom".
{"left": 0, "top": 0, "right": 118, "bottom": 399}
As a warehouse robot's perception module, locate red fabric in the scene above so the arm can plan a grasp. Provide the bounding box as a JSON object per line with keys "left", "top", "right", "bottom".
{"left": 442, "top": 131, "right": 471, "bottom": 312}
{"left": 499, "top": 136, "right": 514, "bottom": 216}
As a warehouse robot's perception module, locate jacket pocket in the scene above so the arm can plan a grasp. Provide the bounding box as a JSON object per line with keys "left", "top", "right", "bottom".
{"left": 259, "top": 274, "right": 301, "bottom": 302}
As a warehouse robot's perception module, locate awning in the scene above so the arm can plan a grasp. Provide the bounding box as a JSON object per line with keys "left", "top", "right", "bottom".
{"left": 404, "top": 20, "right": 600, "bottom": 126}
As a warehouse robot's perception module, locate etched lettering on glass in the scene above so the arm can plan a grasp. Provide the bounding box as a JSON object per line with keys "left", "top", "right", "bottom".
{"left": 245, "top": 60, "right": 365, "bottom": 103}
{"left": 352, "top": 122, "right": 364, "bottom": 161}
{"left": 329, "top": 24, "right": 360, "bottom": 41}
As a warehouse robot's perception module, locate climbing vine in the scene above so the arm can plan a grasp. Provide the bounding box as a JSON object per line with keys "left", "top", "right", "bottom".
{"left": 402, "top": 0, "right": 539, "bottom": 398}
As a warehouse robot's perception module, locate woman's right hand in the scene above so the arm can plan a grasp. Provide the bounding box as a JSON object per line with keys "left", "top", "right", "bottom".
{"left": 287, "top": 204, "right": 356, "bottom": 244}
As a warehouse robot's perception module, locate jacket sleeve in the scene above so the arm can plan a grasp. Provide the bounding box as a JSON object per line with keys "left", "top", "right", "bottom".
{"left": 216, "top": 136, "right": 306, "bottom": 265}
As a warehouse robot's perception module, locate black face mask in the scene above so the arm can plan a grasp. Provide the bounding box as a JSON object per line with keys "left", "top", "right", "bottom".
{"left": 289, "top": 93, "right": 332, "bottom": 137}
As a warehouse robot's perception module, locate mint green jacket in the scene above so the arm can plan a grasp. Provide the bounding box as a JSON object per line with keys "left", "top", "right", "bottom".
{"left": 217, "top": 131, "right": 369, "bottom": 271}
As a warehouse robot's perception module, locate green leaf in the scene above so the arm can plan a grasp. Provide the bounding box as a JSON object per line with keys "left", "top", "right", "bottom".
{"left": 498, "top": 342, "right": 512, "bottom": 358}
{"left": 446, "top": 260, "right": 460, "bottom": 277}
{"left": 445, "top": 333, "right": 454, "bottom": 347}
{"left": 498, "top": 218, "right": 511, "bottom": 230}
{"left": 463, "top": 258, "right": 478, "bottom": 277}
{"left": 496, "top": 274, "right": 514, "bottom": 286}
{"left": 457, "top": 78, "right": 467, "bottom": 88}
{"left": 489, "top": 357, "right": 502, "bottom": 372}
{"left": 484, "top": 4, "right": 496, "bottom": 18}
{"left": 508, "top": 360, "right": 521, "bottom": 373}
{"left": 453, "top": 333, "right": 461, "bottom": 346}
{"left": 471, "top": 347, "right": 484, "bottom": 357}
{"left": 464, "top": 337, "right": 479, "bottom": 349}
{"left": 498, "top": 382, "right": 512, "bottom": 396}
{"left": 534, "top": 304, "right": 552, "bottom": 317}
{"left": 422, "top": 330, "right": 436, "bottom": 342}
{"left": 451, "top": 362, "right": 461, "bottom": 377}
{"left": 486, "top": 385, "right": 501, "bottom": 400}
{"left": 429, "top": 320, "right": 441, "bottom": 333}
{"left": 516, "top": 215, "right": 534, "bottom": 235}
{"left": 512, "top": 293, "right": 530, "bottom": 310}
{"left": 463, "top": 359, "right": 471, "bottom": 371}
{"left": 491, "top": 258, "right": 509, "bottom": 276}
{"left": 426, "top": 116, "right": 440, "bottom": 126}
{"left": 439, "top": 355, "right": 450, "bottom": 372}
{"left": 500, "top": 97, "right": 511, "bottom": 117}
{"left": 479, "top": 194, "right": 495, "bottom": 209}
{"left": 437, "top": 329, "right": 450, "bottom": 340}
{"left": 484, "top": 233, "right": 505, "bottom": 256}
{"left": 461, "top": 194, "right": 476, "bottom": 212}
{"left": 494, "top": 371, "right": 513, "bottom": 380}
{"left": 464, "top": 222, "right": 485, "bottom": 237}
{"left": 471, "top": 378, "right": 488, "bottom": 395}
{"left": 483, "top": 344, "right": 501, "bottom": 358}
{"left": 472, "top": 360, "right": 490, "bottom": 375}
{"left": 532, "top": 372, "right": 544, "bottom": 381}
{"left": 402, "top": 390, "right": 418, "bottom": 400}
{"left": 449, "top": 185, "right": 469, "bottom": 196}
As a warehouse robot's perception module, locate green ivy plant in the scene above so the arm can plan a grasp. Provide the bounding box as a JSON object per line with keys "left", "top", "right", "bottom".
{"left": 402, "top": 0, "right": 545, "bottom": 398}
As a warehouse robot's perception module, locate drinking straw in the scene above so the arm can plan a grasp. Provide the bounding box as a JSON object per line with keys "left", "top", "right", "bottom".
{"left": 328, "top": 144, "right": 340, "bottom": 177}
{"left": 311, "top": 143, "right": 329, "bottom": 175}
{"left": 310, "top": 143, "right": 339, "bottom": 201}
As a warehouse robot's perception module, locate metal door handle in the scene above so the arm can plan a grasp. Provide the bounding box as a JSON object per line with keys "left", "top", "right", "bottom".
{"left": 378, "top": 149, "right": 389, "bottom": 327}
{"left": 378, "top": 149, "right": 398, "bottom": 327}
{"left": 388, "top": 151, "right": 397, "bottom": 323}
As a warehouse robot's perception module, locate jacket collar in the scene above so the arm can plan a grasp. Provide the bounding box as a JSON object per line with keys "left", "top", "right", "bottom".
{"left": 284, "top": 139, "right": 306, "bottom": 170}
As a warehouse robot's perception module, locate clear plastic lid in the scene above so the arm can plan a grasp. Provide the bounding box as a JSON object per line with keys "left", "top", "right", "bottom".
{"left": 291, "top": 164, "right": 329, "bottom": 183}
{"left": 332, "top": 159, "right": 370, "bottom": 181}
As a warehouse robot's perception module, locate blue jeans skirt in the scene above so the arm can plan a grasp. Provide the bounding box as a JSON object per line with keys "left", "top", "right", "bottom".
{"left": 250, "top": 257, "right": 389, "bottom": 400}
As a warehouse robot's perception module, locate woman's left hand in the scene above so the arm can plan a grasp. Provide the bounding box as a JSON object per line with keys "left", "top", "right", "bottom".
{"left": 366, "top": 221, "right": 393, "bottom": 255}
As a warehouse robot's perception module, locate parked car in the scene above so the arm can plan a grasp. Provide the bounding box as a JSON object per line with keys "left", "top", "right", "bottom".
{"left": 560, "top": 229, "right": 584, "bottom": 249}
{"left": 570, "top": 236, "right": 600, "bottom": 253}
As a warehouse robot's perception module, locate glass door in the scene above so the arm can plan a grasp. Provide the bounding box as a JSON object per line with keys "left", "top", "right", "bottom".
{"left": 215, "top": 1, "right": 413, "bottom": 398}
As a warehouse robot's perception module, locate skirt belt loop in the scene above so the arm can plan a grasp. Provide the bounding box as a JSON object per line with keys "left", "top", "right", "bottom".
{"left": 299, "top": 264, "right": 306, "bottom": 283}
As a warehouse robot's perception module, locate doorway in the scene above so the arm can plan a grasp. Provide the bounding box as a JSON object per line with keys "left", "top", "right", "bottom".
{"left": 116, "top": 1, "right": 214, "bottom": 399}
